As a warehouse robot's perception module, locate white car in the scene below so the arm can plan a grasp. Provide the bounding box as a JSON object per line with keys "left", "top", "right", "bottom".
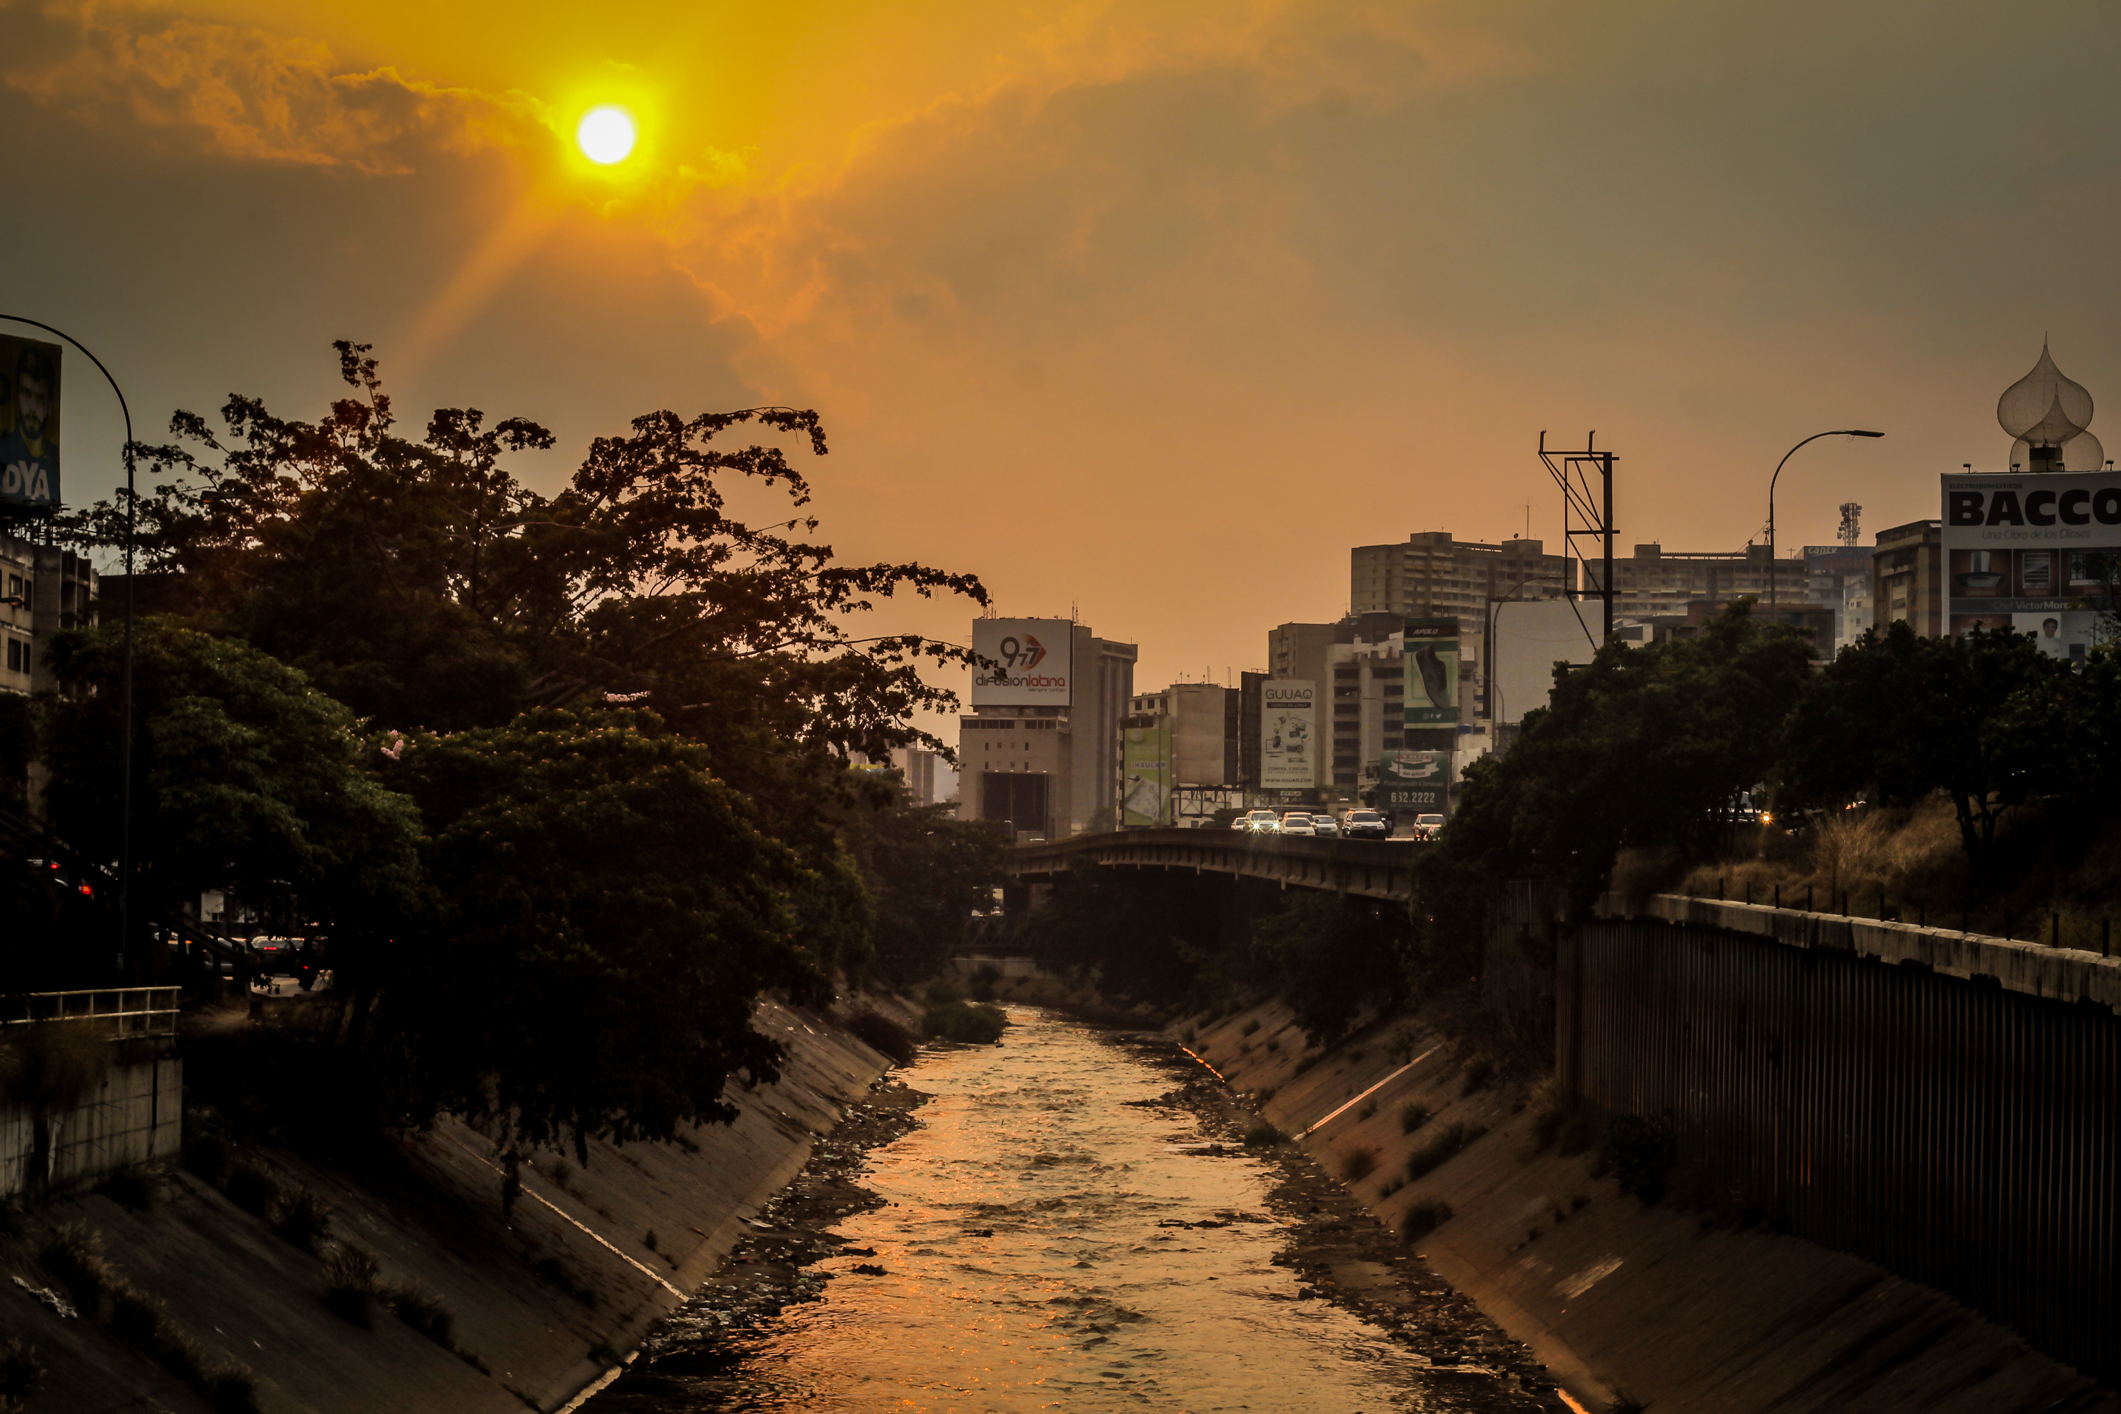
{"left": 1411, "top": 813, "right": 1447, "bottom": 840}
{"left": 1239, "top": 809, "right": 1281, "bottom": 833}
{"left": 1312, "top": 815, "right": 1340, "bottom": 838}
{"left": 1278, "top": 812, "right": 1317, "bottom": 836}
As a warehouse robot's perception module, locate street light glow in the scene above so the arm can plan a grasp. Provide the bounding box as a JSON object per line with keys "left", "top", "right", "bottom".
{"left": 577, "top": 106, "right": 637, "bottom": 165}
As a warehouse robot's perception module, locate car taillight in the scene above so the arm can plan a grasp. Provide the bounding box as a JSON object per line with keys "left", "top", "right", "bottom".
{"left": 78, "top": 884, "right": 92, "bottom": 896}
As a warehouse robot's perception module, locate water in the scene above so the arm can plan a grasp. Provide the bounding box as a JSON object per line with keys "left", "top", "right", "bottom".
{"left": 619, "top": 1008, "right": 1517, "bottom": 1413}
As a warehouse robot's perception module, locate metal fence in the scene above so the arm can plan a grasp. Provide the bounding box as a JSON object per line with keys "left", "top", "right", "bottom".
{"left": 1560, "top": 918, "right": 2119, "bottom": 1387}
{"left": 0, "top": 988, "right": 179, "bottom": 1040}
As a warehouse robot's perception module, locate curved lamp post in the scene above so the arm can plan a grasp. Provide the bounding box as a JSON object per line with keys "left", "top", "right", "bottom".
{"left": 1, "top": 315, "right": 137, "bottom": 977}
{"left": 1769, "top": 430, "right": 1884, "bottom": 604}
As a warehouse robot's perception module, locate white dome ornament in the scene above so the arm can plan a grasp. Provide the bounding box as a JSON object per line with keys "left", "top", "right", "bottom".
{"left": 1999, "top": 344, "right": 2094, "bottom": 472}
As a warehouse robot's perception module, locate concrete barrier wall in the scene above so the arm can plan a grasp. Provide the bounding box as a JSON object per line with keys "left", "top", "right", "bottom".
{"left": 1562, "top": 912, "right": 2121, "bottom": 1388}
{"left": 0, "top": 1055, "right": 182, "bottom": 1198}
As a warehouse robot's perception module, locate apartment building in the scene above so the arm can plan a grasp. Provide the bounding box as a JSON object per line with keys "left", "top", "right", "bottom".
{"left": 1351, "top": 533, "right": 1569, "bottom": 620}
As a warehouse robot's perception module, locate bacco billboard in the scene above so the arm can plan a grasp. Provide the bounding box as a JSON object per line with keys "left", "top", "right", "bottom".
{"left": 1942, "top": 471, "right": 2121, "bottom": 660}
{"left": 0, "top": 334, "right": 61, "bottom": 509}
{"left": 1404, "top": 617, "right": 1459, "bottom": 727}
{"left": 971, "top": 617, "right": 1073, "bottom": 706}
{"left": 1260, "top": 680, "right": 1315, "bottom": 789}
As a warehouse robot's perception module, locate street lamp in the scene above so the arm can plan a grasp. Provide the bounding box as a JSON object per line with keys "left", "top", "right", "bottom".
{"left": 1768, "top": 430, "right": 1884, "bottom": 604}
{"left": 1, "top": 315, "right": 137, "bottom": 978}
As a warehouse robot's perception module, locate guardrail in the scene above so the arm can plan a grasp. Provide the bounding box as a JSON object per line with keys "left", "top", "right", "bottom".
{"left": 1006, "top": 827, "right": 1426, "bottom": 902}
{"left": 0, "top": 988, "right": 181, "bottom": 1040}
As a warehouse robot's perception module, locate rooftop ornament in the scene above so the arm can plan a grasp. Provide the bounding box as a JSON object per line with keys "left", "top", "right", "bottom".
{"left": 1998, "top": 343, "right": 2103, "bottom": 471}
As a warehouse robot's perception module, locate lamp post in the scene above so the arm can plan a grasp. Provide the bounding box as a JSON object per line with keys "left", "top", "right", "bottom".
{"left": 1769, "top": 430, "right": 1884, "bottom": 604}
{"left": 1, "top": 315, "right": 137, "bottom": 978}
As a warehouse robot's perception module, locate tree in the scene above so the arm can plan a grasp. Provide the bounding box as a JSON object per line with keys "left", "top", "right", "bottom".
{"left": 1778, "top": 622, "right": 2073, "bottom": 865}
{"left": 37, "top": 619, "right": 423, "bottom": 950}
{"left": 838, "top": 790, "right": 1009, "bottom": 986}
{"left": 1449, "top": 601, "right": 1814, "bottom": 911}
{"left": 372, "top": 707, "right": 836, "bottom": 1156}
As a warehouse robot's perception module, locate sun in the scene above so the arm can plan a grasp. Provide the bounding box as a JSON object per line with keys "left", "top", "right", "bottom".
{"left": 576, "top": 106, "right": 638, "bottom": 165}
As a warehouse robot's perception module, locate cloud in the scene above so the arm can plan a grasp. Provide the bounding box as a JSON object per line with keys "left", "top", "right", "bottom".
{"left": 7, "top": 6, "right": 545, "bottom": 174}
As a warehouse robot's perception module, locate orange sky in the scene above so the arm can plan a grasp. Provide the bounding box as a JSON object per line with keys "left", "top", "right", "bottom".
{"left": 9, "top": 0, "right": 2121, "bottom": 699}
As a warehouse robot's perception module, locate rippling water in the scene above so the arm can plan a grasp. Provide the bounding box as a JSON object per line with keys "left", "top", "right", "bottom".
{"left": 628, "top": 1007, "right": 1500, "bottom": 1412}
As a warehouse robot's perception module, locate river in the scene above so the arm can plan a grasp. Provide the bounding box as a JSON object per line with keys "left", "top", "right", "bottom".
{"left": 594, "top": 1007, "right": 1536, "bottom": 1413}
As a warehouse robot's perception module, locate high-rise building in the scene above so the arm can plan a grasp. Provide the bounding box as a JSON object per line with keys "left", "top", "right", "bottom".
{"left": 1875, "top": 520, "right": 1945, "bottom": 638}
{"left": 1267, "top": 611, "right": 1479, "bottom": 796}
{"left": 956, "top": 620, "right": 1135, "bottom": 838}
{"left": 1351, "top": 533, "right": 1569, "bottom": 620}
{"left": 0, "top": 532, "right": 98, "bottom": 699}
{"left": 1584, "top": 543, "right": 1808, "bottom": 619}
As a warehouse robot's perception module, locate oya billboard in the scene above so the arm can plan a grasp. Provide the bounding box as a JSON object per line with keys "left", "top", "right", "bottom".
{"left": 1260, "top": 681, "right": 1315, "bottom": 789}
{"left": 971, "top": 617, "right": 1073, "bottom": 706}
{"left": 1942, "top": 471, "right": 2121, "bottom": 660}
{"left": 1376, "top": 749, "right": 1449, "bottom": 812}
{"left": 1121, "top": 725, "right": 1172, "bottom": 827}
{"left": 1403, "top": 617, "right": 1459, "bottom": 727}
{"left": 0, "top": 335, "right": 61, "bottom": 509}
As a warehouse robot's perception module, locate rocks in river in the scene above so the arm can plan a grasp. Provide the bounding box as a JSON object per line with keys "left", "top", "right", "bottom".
{"left": 850, "top": 1262, "right": 889, "bottom": 1276}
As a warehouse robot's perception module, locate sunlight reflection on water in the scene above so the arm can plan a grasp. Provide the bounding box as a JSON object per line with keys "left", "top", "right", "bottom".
{"left": 658, "top": 1008, "right": 1477, "bottom": 1413}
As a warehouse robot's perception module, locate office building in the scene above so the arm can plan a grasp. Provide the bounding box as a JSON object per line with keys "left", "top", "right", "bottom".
{"left": 1351, "top": 533, "right": 1569, "bottom": 620}
{"left": 1584, "top": 543, "right": 1808, "bottom": 619}
{"left": 957, "top": 620, "right": 1136, "bottom": 839}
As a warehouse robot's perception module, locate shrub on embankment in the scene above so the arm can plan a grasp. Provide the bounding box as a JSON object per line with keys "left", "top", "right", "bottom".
{"left": 922, "top": 999, "right": 1009, "bottom": 1044}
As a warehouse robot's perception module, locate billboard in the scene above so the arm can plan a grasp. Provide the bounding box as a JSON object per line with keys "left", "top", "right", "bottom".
{"left": 1488, "top": 599, "right": 1599, "bottom": 726}
{"left": 1404, "top": 617, "right": 1460, "bottom": 727}
{"left": 1942, "top": 471, "right": 2121, "bottom": 661}
{"left": 1377, "top": 749, "right": 1450, "bottom": 813}
{"left": 1260, "top": 680, "right": 1315, "bottom": 789}
{"left": 0, "top": 335, "right": 61, "bottom": 509}
{"left": 971, "top": 617, "right": 1073, "bottom": 706}
{"left": 1121, "top": 725, "right": 1172, "bottom": 827}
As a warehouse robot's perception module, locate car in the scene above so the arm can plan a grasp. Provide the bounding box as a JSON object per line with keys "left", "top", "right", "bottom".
{"left": 1230, "top": 815, "right": 1250, "bottom": 829}
{"left": 1341, "top": 809, "right": 1389, "bottom": 840}
{"left": 1312, "top": 815, "right": 1341, "bottom": 838}
{"left": 1240, "top": 809, "right": 1281, "bottom": 833}
{"left": 1278, "top": 811, "right": 1317, "bottom": 836}
{"left": 1411, "top": 812, "right": 1447, "bottom": 840}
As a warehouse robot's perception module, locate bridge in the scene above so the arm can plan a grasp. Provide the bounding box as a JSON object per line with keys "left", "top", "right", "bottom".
{"left": 1006, "top": 828, "right": 1427, "bottom": 903}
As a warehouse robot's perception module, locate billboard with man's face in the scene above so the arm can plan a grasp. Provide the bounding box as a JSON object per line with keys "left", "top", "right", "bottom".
{"left": 971, "top": 618, "right": 1073, "bottom": 706}
{"left": 1942, "top": 471, "right": 2121, "bottom": 661}
{"left": 0, "top": 335, "right": 61, "bottom": 509}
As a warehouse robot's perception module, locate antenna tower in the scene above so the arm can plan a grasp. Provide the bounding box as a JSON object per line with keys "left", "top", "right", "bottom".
{"left": 1538, "top": 431, "right": 1617, "bottom": 643}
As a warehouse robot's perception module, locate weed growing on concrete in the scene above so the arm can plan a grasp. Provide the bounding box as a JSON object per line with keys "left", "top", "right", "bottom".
{"left": 0, "top": 1338, "right": 43, "bottom": 1413}
{"left": 1605, "top": 1385, "right": 1650, "bottom": 1413}
{"left": 1341, "top": 1148, "right": 1379, "bottom": 1182}
{"left": 1601, "top": 1113, "right": 1678, "bottom": 1204}
{"left": 1399, "top": 1102, "right": 1433, "bottom": 1135}
{"left": 534, "top": 1255, "right": 599, "bottom": 1308}
{"left": 1179, "top": 1026, "right": 1196, "bottom": 1044}
{"left": 1405, "top": 1122, "right": 1488, "bottom": 1181}
{"left": 1379, "top": 1176, "right": 1404, "bottom": 1198}
{"left": 388, "top": 1286, "right": 457, "bottom": 1348}
{"left": 1347, "top": 1045, "right": 1367, "bottom": 1063}
{"left": 1357, "top": 1098, "right": 1378, "bottom": 1121}
{"left": 1264, "top": 1038, "right": 1280, "bottom": 1053}
{"left": 1384, "top": 1023, "right": 1421, "bottom": 1064}
{"left": 324, "top": 1245, "right": 382, "bottom": 1326}
{"left": 1400, "top": 1198, "right": 1453, "bottom": 1243}
{"left": 222, "top": 1161, "right": 276, "bottom": 1217}
{"left": 273, "top": 1186, "right": 334, "bottom": 1254}
{"left": 587, "top": 1339, "right": 621, "bottom": 1368}
{"left": 97, "top": 1164, "right": 161, "bottom": 1212}
{"left": 642, "top": 1229, "right": 659, "bottom": 1252}
{"left": 1459, "top": 1059, "right": 1494, "bottom": 1096}
{"left": 1241, "top": 1019, "right": 1261, "bottom": 1036}
{"left": 39, "top": 1225, "right": 257, "bottom": 1412}
{"left": 1242, "top": 1123, "right": 1287, "bottom": 1147}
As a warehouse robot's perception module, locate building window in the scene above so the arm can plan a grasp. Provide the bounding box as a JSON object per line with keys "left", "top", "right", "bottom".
{"left": 5, "top": 638, "right": 19, "bottom": 673}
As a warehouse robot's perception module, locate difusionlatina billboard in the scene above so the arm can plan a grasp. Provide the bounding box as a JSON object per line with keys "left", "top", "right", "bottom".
{"left": 971, "top": 617, "right": 1073, "bottom": 706}
{"left": 1942, "top": 470, "right": 2121, "bottom": 660}
{"left": 1403, "top": 617, "right": 1459, "bottom": 727}
{"left": 1260, "top": 681, "right": 1315, "bottom": 789}
{"left": 0, "top": 335, "right": 61, "bottom": 509}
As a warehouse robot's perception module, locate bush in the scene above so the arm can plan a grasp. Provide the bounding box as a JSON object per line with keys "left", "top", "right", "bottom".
{"left": 222, "top": 1161, "right": 276, "bottom": 1217}
{"left": 922, "top": 1000, "right": 1008, "bottom": 1045}
{"left": 1400, "top": 1198, "right": 1453, "bottom": 1243}
{"left": 388, "top": 1286, "right": 457, "bottom": 1347}
{"left": 98, "top": 1165, "right": 161, "bottom": 1212}
{"left": 1603, "top": 1113, "right": 1677, "bottom": 1204}
{"left": 843, "top": 1009, "right": 917, "bottom": 1066}
{"left": 38, "top": 1226, "right": 257, "bottom": 1413}
{"left": 1405, "top": 1122, "right": 1488, "bottom": 1181}
{"left": 968, "top": 962, "right": 1002, "bottom": 1001}
{"left": 1341, "top": 1148, "right": 1378, "bottom": 1182}
{"left": 1459, "top": 1059, "right": 1494, "bottom": 1096}
{"left": 1399, "top": 1101, "right": 1432, "bottom": 1135}
{"left": 0, "top": 1339, "right": 42, "bottom": 1412}
{"left": 1243, "top": 1123, "right": 1287, "bottom": 1147}
{"left": 324, "top": 1246, "right": 381, "bottom": 1326}
{"left": 273, "top": 1186, "right": 334, "bottom": 1253}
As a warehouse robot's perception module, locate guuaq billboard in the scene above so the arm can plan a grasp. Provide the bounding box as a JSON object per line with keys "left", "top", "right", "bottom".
{"left": 971, "top": 617, "right": 1073, "bottom": 706}
{"left": 0, "top": 335, "right": 61, "bottom": 509}
{"left": 1260, "top": 681, "right": 1315, "bottom": 789}
{"left": 1942, "top": 470, "right": 2121, "bottom": 661}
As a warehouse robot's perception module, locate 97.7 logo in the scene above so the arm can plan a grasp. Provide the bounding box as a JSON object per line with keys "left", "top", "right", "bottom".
{"left": 998, "top": 634, "right": 1048, "bottom": 670}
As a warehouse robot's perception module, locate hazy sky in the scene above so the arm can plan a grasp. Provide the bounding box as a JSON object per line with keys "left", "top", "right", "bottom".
{"left": 8, "top": 0, "right": 2121, "bottom": 697}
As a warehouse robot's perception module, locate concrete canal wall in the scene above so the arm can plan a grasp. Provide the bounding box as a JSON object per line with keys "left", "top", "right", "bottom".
{"left": 1173, "top": 993, "right": 2121, "bottom": 1414}
{"left": 0, "top": 996, "right": 915, "bottom": 1414}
